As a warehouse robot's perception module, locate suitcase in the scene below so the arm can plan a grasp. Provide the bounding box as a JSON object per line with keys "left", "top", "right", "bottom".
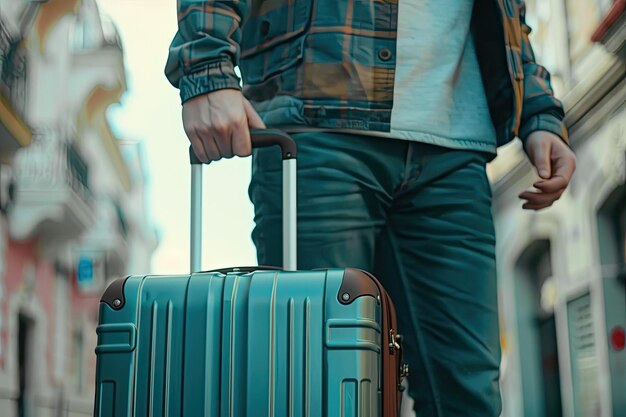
{"left": 94, "top": 130, "right": 408, "bottom": 417}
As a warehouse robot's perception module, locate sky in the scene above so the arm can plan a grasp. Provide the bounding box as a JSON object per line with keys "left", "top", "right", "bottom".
{"left": 97, "top": 0, "right": 257, "bottom": 274}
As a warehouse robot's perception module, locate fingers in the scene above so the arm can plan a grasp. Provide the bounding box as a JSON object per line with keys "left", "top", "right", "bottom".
{"left": 519, "top": 189, "right": 563, "bottom": 210}
{"left": 184, "top": 120, "right": 221, "bottom": 162}
{"left": 182, "top": 91, "right": 267, "bottom": 162}
{"left": 244, "top": 98, "right": 266, "bottom": 129}
{"left": 232, "top": 120, "right": 252, "bottom": 157}
{"left": 185, "top": 125, "right": 230, "bottom": 162}
{"left": 519, "top": 171, "right": 567, "bottom": 211}
{"left": 523, "top": 202, "right": 553, "bottom": 211}
{"left": 198, "top": 127, "right": 221, "bottom": 161}
{"left": 534, "top": 148, "right": 576, "bottom": 192}
{"left": 186, "top": 127, "right": 209, "bottom": 163}
{"left": 521, "top": 133, "right": 577, "bottom": 211}
{"left": 551, "top": 145, "right": 576, "bottom": 183}
{"left": 210, "top": 119, "right": 234, "bottom": 159}
{"left": 532, "top": 175, "right": 568, "bottom": 193}
{"left": 229, "top": 98, "right": 264, "bottom": 157}
{"left": 184, "top": 122, "right": 220, "bottom": 163}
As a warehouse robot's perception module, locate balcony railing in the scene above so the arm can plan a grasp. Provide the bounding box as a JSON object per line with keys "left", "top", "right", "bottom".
{"left": 9, "top": 129, "right": 95, "bottom": 242}
{"left": 0, "top": 20, "right": 27, "bottom": 117}
{"left": 14, "top": 130, "right": 91, "bottom": 200}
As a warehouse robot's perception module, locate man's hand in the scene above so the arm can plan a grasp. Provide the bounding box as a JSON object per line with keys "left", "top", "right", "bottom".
{"left": 519, "top": 131, "right": 576, "bottom": 211}
{"left": 182, "top": 89, "right": 266, "bottom": 163}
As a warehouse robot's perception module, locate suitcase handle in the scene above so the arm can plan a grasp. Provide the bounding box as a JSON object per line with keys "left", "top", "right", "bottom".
{"left": 200, "top": 265, "right": 283, "bottom": 274}
{"left": 189, "top": 129, "right": 298, "bottom": 273}
{"left": 189, "top": 129, "right": 297, "bottom": 164}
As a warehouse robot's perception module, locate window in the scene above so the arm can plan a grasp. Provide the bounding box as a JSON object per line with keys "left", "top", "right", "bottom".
{"left": 71, "top": 329, "right": 84, "bottom": 394}
{"left": 596, "top": 180, "right": 626, "bottom": 415}
{"left": 597, "top": 183, "right": 626, "bottom": 268}
{"left": 514, "top": 240, "right": 563, "bottom": 417}
{"left": 567, "top": 293, "right": 601, "bottom": 417}
{"left": 17, "top": 314, "right": 35, "bottom": 417}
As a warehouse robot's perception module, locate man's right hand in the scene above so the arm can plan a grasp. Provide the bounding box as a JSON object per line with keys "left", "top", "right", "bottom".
{"left": 182, "top": 89, "right": 266, "bottom": 163}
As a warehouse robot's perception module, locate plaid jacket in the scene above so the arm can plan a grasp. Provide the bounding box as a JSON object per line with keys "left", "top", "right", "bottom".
{"left": 165, "top": 0, "right": 569, "bottom": 148}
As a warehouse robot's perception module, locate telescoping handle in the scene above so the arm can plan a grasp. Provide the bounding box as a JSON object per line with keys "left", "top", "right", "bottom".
{"left": 189, "top": 129, "right": 298, "bottom": 273}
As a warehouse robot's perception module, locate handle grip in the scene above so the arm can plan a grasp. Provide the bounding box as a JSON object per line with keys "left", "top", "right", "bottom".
{"left": 201, "top": 265, "right": 283, "bottom": 275}
{"left": 189, "top": 129, "right": 297, "bottom": 164}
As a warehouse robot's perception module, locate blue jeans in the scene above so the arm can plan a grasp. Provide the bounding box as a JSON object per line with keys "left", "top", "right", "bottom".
{"left": 249, "top": 131, "right": 502, "bottom": 416}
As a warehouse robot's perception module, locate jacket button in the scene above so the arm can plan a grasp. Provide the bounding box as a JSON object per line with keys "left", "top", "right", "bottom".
{"left": 260, "top": 20, "right": 271, "bottom": 36}
{"left": 378, "top": 48, "right": 392, "bottom": 61}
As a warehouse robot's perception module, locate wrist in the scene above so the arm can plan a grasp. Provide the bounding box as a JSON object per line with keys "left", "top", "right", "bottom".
{"left": 519, "top": 113, "right": 569, "bottom": 147}
{"left": 179, "top": 59, "right": 241, "bottom": 104}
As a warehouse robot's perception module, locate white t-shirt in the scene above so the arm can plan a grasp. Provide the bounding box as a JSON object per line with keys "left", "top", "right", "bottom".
{"left": 342, "top": 0, "right": 498, "bottom": 153}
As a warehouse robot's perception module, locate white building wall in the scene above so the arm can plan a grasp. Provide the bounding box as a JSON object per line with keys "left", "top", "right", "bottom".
{"left": 0, "top": 0, "right": 158, "bottom": 416}
{"left": 494, "top": 107, "right": 626, "bottom": 417}
{"left": 492, "top": 1, "right": 626, "bottom": 415}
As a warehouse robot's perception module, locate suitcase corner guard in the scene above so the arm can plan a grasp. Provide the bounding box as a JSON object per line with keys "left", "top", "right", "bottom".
{"left": 100, "top": 276, "right": 131, "bottom": 310}
{"left": 338, "top": 268, "right": 381, "bottom": 305}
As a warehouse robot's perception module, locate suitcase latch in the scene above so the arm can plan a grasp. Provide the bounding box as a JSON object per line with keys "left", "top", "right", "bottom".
{"left": 389, "top": 329, "right": 402, "bottom": 353}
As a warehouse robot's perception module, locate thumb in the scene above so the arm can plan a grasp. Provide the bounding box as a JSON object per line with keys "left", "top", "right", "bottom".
{"left": 531, "top": 139, "right": 552, "bottom": 179}
{"left": 243, "top": 98, "right": 266, "bottom": 129}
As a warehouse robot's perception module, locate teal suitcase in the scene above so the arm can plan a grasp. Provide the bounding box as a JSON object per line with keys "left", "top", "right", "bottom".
{"left": 94, "top": 131, "right": 407, "bottom": 417}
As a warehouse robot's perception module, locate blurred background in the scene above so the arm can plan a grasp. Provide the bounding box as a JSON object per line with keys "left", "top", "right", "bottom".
{"left": 0, "top": 0, "right": 623, "bottom": 416}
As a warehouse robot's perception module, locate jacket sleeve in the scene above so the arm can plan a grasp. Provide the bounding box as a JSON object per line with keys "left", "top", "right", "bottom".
{"left": 517, "top": 0, "right": 569, "bottom": 145}
{"left": 164, "top": 1, "right": 249, "bottom": 104}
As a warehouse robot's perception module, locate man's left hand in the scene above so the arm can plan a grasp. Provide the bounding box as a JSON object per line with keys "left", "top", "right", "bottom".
{"left": 519, "top": 131, "right": 576, "bottom": 211}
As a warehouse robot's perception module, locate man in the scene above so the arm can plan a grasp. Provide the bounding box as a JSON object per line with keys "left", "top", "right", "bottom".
{"left": 165, "top": 0, "right": 576, "bottom": 415}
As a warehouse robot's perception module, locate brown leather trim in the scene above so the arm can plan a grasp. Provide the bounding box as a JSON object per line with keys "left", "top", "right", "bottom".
{"left": 348, "top": 269, "right": 402, "bottom": 417}
{"left": 100, "top": 276, "right": 130, "bottom": 310}
{"left": 338, "top": 268, "right": 381, "bottom": 305}
{"left": 382, "top": 290, "right": 402, "bottom": 417}
{"left": 385, "top": 291, "right": 404, "bottom": 412}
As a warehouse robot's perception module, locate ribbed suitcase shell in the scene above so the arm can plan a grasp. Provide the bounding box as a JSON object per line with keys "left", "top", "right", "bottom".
{"left": 94, "top": 268, "right": 397, "bottom": 417}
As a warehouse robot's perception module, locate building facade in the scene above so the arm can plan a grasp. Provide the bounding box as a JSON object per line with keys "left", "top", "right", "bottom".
{"left": 0, "top": 1, "right": 158, "bottom": 416}
{"left": 490, "top": 1, "right": 626, "bottom": 416}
